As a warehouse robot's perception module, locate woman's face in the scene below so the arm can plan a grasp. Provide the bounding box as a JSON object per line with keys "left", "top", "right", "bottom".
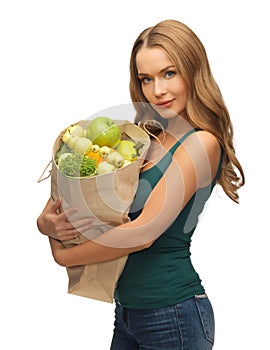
{"left": 136, "top": 46, "right": 188, "bottom": 118}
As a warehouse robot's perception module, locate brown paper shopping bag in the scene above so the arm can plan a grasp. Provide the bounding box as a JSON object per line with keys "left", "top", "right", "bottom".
{"left": 49, "top": 119, "right": 150, "bottom": 303}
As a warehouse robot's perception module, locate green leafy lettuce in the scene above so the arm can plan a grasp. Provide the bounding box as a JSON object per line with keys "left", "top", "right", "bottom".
{"left": 59, "top": 152, "right": 97, "bottom": 177}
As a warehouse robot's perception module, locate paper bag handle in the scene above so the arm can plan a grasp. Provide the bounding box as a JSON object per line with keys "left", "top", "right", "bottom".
{"left": 140, "top": 120, "right": 165, "bottom": 169}
{"left": 37, "top": 160, "right": 53, "bottom": 183}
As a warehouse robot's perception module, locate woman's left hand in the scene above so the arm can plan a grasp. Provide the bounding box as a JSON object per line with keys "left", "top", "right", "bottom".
{"left": 37, "top": 197, "right": 94, "bottom": 241}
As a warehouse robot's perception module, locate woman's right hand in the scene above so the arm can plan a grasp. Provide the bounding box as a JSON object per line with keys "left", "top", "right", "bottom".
{"left": 37, "top": 198, "right": 94, "bottom": 241}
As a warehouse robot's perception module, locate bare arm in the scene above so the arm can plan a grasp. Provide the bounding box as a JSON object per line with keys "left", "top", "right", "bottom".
{"left": 50, "top": 131, "right": 221, "bottom": 267}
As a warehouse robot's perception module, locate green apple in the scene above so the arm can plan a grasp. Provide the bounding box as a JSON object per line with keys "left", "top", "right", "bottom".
{"left": 86, "top": 117, "right": 121, "bottom": 148}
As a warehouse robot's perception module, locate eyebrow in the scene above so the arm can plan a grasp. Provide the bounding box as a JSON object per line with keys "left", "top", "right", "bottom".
{"left": 138, "top": 65, "right": 176, "bottom": 76}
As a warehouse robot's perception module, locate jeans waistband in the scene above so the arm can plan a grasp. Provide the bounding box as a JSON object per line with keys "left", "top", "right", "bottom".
{"left": 115, "top": 293, "right": 208, "bottom": 307}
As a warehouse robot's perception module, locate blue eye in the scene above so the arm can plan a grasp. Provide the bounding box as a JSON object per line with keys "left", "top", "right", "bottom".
{"left": 141, "top": 77, "right": 152, "bottom": 84}
{"left": 165, "top": 71, "right": 175, "bottom": 78}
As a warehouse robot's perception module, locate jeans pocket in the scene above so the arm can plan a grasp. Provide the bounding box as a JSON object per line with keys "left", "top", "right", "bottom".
{"left": 194, "top": 296, "right": 215, "bottom": 344}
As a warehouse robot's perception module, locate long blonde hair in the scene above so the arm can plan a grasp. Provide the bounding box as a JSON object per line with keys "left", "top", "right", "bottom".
{"left": 129, "top": 19, "right": 245, "bottom": 203}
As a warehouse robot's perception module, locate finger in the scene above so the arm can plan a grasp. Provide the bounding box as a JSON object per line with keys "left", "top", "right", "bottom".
{"left": 50, "top": 198, "right": 62, "bottom": 213}
{"left": 54, "top": 217, "right": 95, "bottom": 241}
{"left": 68, "top": 217, "right": 95, "bottom": 229}
{"left": 58, "top": 232, "right": 81, "bottom": 241}
{"left": 67, "top": 231, "right": 82, "bottom": 238}
{"left": 61, "top": 219, "right": 95, "bottom": 239}
{"left": 59, "top": 207, "right": 78, "bottom": 221}
{"left": 76, "top": 221, "right": 95, "bottom": 234}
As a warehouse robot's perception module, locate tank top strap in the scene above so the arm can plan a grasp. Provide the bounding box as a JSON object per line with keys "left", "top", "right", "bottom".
{"left": 212, "top": 146, "right": 224, "bottom": 184}
{"left": 169, "top": 128, "right": 202, "bottom": 155}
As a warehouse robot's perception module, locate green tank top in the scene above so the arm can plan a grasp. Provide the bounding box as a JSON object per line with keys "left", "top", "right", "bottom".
{"left": 114, "top": 129, "right": 223, "bottom": 309}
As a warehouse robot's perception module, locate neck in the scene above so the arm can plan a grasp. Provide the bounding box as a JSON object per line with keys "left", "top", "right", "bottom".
{"left": 166, "top": 115, "right": 192, "bottom": 139}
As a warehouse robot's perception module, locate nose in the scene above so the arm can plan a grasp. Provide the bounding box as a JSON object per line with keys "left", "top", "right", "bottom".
{"left": 153, "top": 79, "right": 167, "bottom": 97}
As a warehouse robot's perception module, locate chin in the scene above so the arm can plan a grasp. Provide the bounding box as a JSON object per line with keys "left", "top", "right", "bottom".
{"left": 155, "top": 106, "right": 180, "bottom": 120}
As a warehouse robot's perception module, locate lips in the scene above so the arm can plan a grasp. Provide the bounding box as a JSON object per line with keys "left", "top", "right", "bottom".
{"left": 156, "top": 99, "right": 175, "bottom": 108}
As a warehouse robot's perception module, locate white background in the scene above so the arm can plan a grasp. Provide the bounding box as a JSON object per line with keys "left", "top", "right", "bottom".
{"left": 0, "top": 0, "right": 269, "bottom": 349}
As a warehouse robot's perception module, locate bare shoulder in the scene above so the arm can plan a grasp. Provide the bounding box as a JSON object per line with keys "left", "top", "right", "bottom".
{"left": 195, "top": 131, "right": 221, "bottom": 185}
{"left": 195, "top": 130, "right": 221, "bottom": 154}
{"left": 179, "top": 129, "right": 220, "bottom": 155}
{"left": 195, "top": 130, "right": 219, "bottom": 142}
{"left": 174, "top": 129, "right": 222, "bottom": 187}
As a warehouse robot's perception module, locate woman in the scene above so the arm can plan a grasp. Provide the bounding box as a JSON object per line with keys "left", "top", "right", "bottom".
{"left": 37, "top": 19, "right": 245, "bottom": 349}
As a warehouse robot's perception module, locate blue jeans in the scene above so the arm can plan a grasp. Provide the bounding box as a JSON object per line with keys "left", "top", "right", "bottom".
{"left": 110, "top": 295, "right": 215, "bottom": 350}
